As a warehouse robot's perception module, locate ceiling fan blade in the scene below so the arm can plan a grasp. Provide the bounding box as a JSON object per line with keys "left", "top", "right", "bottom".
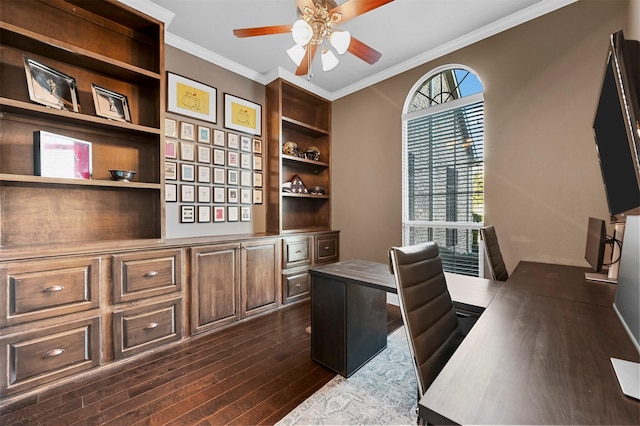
{"left": 295, "top": 44, "right": 319, "bottom": 75}
{"left": 329, "top": 0, "right": 394, "bottom": 23}
{"left": 348, "top": 36, "right": 382, "bottom": 64}
{"left": 233, "top": 25, "right": 292, "bottom": 38}
{"left": 296, "top": 0, "right": 316, "bottom": 13}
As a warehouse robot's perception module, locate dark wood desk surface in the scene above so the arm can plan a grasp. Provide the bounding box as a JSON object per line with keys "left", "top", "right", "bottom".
{"left": 310, "top": 259, "right": 504, "bottom": 312}
{"left": 421, "top": 261, "right": 640, "bottom": 425}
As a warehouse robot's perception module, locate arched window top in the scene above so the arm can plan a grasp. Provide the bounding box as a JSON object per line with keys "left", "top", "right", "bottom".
{"left": 406, "top": 67, "right": 483, "bottom": 113}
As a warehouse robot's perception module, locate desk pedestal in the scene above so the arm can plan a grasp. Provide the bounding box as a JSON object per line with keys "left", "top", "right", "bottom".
{"left": 311, "top": 274, "right": 387, "bottom": 377}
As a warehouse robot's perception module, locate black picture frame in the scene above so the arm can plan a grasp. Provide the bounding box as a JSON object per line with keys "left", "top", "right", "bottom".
{"left": 91, "top": 84, "right": 131, "bottom": 122}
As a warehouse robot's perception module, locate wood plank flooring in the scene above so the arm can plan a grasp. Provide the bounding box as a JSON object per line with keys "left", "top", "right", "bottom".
{"left": 0, "top": 302, "right": 403, "bottom": 425}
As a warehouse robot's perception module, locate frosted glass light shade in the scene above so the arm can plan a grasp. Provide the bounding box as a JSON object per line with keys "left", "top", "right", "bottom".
{"left": 291, "top": 20, "right": 312, "bottom": 46}
{"left": 321, "top": 49, "right": 339, "bottom": 71}
{"left": 287, "top": 44, "right": 306, "bottom": 66}
{"left": 330, "top": 30, "right": 351, "bottom": 55}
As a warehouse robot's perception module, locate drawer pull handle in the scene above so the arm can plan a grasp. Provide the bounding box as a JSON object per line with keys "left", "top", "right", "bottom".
{"left": 295, "top": 250, "right": 302, "bottom": 254}
{"left": 144, "top": 322, "right": 159, "bottom": 330}
{"left": 143, "top": 271, "right": 159, "bottom": 278}
{"left": 42, "top": 285, "right": 64, "bottom": 293}
{"left": 42, "top": 349, "right": 65, "bottom": 358}
{"left": 295, "top": 283, "right": 302, "bottom": 288}
{"left": 324, "top": 246, "right": 330, "bottom": 250}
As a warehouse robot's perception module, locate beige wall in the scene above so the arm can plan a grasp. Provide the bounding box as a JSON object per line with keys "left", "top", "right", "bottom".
{"left": 332, "top": 0, "right": 629, "bottom": 273}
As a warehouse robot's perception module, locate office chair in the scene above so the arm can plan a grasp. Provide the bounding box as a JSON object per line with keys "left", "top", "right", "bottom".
{"left": 480, "top": 225, "right": 509, "bottom": 281}
{"left": 388, "top": 242, "right": 465, "bottom": 424}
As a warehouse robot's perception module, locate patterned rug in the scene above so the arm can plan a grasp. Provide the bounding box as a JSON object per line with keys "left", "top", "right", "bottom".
{"left": 276, "top": 327, "right": 417, "bottom": 425}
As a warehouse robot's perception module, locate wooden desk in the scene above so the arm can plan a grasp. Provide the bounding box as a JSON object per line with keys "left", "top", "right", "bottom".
{"left": 310, "top": 259, "right": 503, "bottom": 377}
{"left": 420, "top": 261, "right": 640, "bottom": 425}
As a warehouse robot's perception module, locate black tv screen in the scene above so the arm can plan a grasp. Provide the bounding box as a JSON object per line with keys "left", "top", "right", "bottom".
{"left": 584, "top": 217, "right": 606, "bottom": 272}
{"left": 592, "top": 31, "right": 640, "bottom": 222}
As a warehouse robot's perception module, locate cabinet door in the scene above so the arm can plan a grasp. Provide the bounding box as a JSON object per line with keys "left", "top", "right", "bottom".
{"left": 190, "top": 244, "right": 240, "bottom": 335}
{"left": 241, "top": 239, "right": 280, "bottom": 317}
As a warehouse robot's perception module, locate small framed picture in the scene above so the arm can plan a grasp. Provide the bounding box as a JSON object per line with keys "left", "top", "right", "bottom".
{"left": 240, "top": 170, "right": 252, "bottom": 187}
{"left": 165, "top": 161, "right": 177, "bottom": 180}
{"left": 240, "top": 153, "right": 251, "bottom": 169}
{"left": 213, "top": 206, "right": 225, "bottom": 222}
{"left": 197, "top": 165, "right": 211, "bottom": 183}
{"left": 180, "top": 121, "right": 195, "bottom": 141}
{"left": 198, "top": 126, "right": 211, "bottom": 143}
{"left": 181, "top": 205, "right": 195, "bottom": 223}
{"left": 241, "top": 206, "right": 252, "bottom": 222}
{"left": 253, "top": 155, "right": 262, "bottom": 171}
{"left": 33, "top": 131, "right": 91, "bottom": 179}
{"left": 165, "top": 118, "right": 178, "bottom": 138}
{"left": 181, "top": 184, "right": 195, "bottom": 202}
{"left": 253, "top": 172, "right": 263, "bottom": 188}
{"left": 227, "top": 169, "right": 238, "bottom": 185}
{"left": 253, "top": 138, "right": 262, "bottom": 154}
{"left": 213, "top": 129, "right": 225, "bottom": 147}
{"left": 240, "top": 188, "right": 252, "bottom": 204}
{"left": 227, "top": 133, "right": 239, "bottom": 149}
{"left": 213, "top": 186, "right": 225, "bottom": 203}
{"left": 197, "top": 185, "right": 211, "bottom": 203}
{"left": 228, "top": 187, "right": 239, "bottom": 203}
{"left": 228, "top": 206, "right": 239, "bottom": 222}
{"left": 253, "top": 188, "right": 263, "bottom": 204}
{"left": 91, "top": 84, "right": 131, "bottom": 122}
{"left": 165, "top": 139, "right": 177, "bottom": 159}
{"left": 197, "top": 145, "right": 211, "bottom": 163}
{"left": 213, "top": 149, "right": 225, "bottom": 166}
{"left": 165, "top": 183, "right": 177, "bottom": 202}
{"left": 227, "top": 151, "right": 239, "bottom": 168}
{"left": 180, "top": 142, "right": 195, "bottom": 161}
{"left": 181, "top": 163, "right": 195, "bottom": 181}
{"left": 24, "top": 56, "right": 79, "bottom": 112}
{"left": 240, "top": 135, "right": 252, "bottom": 152}
{"left": 198, "top": 205, "right": 211, "bottom": 223}
{"left": 213, "top": 167, "right": 225, "bottom": 184}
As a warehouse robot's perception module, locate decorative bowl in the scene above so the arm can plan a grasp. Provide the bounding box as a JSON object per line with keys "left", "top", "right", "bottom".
{"left": 109, "top": 169, "right": 136, "bottom": 182}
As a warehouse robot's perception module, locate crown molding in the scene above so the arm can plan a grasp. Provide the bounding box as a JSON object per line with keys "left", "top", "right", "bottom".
{"left": 116, "top": 0, "right": 175, "bottom": 25}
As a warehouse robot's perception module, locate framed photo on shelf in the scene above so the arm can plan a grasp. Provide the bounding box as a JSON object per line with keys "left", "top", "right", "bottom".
{"left": 253, "top": 138, "right": 262, "bottom": 154}
{"left": 224, "top": 93, "right": 261, "bottom": 136}
{"left": 165, "top": 183, "right": 177, "bottom": 202}
{"left": 197, "top": 145, "right": 211, "bottom": 163}
{"left": 165, "top": 161, "right": 177, "bottom": 180}
{"left": 253, "top": 189, "right": 263, "bottom": 204}
{"left": 24, "top": 56, "right": 79, "bottom": 112}
{"left": 240, "top": 188, "right": 252, "bottom": 204}
{"left": 227, "top": 133, "right": 239, "bottom": 149}
{"left": 213, "top": 129, "right": 225, "bottom": 147}
{"left": 180, "top": 122, "right": 195, "bottom": 141}
{"left": 228, "top": 206, "right": 239, "bottom": 222}
{"left": 213, "top": 186, "right": 225, "bottom": 203}
{"left": 197, "top": 165, "right": 211, "bottom": 183}
{"left": 198, "top": 205, "right": 211, "bottom": 223}
{"left": 34, "top": 131, "right": 91, "bottom": 179}
{"left": 91, "top": 84, "right": 131, "bottom": 122}
{"left": 213, "top": 168, "right": 225, "bottom": 184}
{"left": 165, "top": 118, "right": 178, "bottom": 138}
{"left": 180, "top": 142, "right": 195, "bottom": 161}
{"left": 241, "top": 206, "right": 252, "bottom": 222}
{"left": 181, "top": 205, "right": 195, "bottom": 223}
{"left": 167, "top": 72, "right": 217, "bottom": 123}
{"left": 181, "top": 184, "right": 195, "bottom": 202}
{"left": 197, "top": 185, "right": 211, "bottom": 203}
{"left": 228, "top": 187, "right": 239, "bottom": 203}
{"left": 181, "top": 163, "right": 195, "bottom": 181}
{"left": 213, "top": 206, "right": 225, "bottom": 222}
{"left": 165, "top": 140, "right": 177, "bottom": 159}
{"left": 213, "top": 148, "right": 225, "bottom": 166}
{"left": 198, "top": 125, "right": 211, "bottom": 143}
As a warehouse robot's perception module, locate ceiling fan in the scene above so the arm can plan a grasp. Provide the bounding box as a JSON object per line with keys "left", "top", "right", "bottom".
{"left": 233, "top": 0, "right": 394, "bottom": 76}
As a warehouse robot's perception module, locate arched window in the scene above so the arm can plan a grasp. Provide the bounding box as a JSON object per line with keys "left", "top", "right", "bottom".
{"left": 402, "top": 66, "right": 484, "bottom": 276}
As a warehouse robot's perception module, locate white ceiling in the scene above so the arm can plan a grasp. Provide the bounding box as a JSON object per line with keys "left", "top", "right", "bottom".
{"left": 122, "top": 0, "right": 576, "bottom": 100}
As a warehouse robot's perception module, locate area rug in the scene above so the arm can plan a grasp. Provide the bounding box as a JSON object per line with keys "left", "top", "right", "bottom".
{"left": 276, "top": 327, "right": 417, "bottom": 425}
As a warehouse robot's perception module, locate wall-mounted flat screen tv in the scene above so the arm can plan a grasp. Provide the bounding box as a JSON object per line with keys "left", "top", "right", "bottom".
{"left": 592, "top": 30, "right": 640, "bottom": 223}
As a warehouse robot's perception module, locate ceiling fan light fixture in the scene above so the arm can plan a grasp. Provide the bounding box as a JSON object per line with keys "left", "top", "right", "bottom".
{"left": 321, "top": 48, "right": 339, "bottom": 71}
{"left": 291, "top": 19, "right": 312, "bottom": 45}
{"left": 329, "top": 30, "right": 351, "bottom": 55}
{"left": 287, "top": 44, "right": 306, "bottom": 66}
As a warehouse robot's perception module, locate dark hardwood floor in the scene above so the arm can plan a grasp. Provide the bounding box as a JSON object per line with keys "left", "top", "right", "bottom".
{"left": 1, "top": 301, "right": 403, "bottom": 425}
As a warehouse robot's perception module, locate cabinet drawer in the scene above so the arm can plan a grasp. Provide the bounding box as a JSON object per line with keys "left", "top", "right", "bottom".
{"left": 0, "top": 316, "right": 100, "bottom": 397}
{"left": 315, "top": 234, "right": 339, "bottom": 264}
{"left": 283, "top": 270, "right": 310, "bottom": 303}
{"left": 113, "top": 298, "right": 182, "bottom": 360}
{"left": 1, "top": 258, "right": 100, "bottom": 327}
{"left": 113, "top": 249, "right": 182, "bottom": 303}
{"left": 283, "top": 236, "right": 311, "bottom": 269}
